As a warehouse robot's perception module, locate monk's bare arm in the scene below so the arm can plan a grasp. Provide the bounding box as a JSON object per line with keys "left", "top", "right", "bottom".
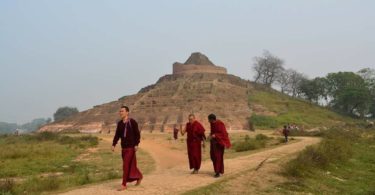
{"left": 134, "top": 120, "right": 140, "bottom": 145}
{"left": 181, "top": 125, "right": 187, "bottom": 136}
{"left": 112, "top": 123, "right": 120, "bottom": 151}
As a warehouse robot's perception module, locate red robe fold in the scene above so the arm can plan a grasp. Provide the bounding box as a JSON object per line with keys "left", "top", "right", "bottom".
{"left": 210, "top": 120, "right": 231, "bottom": 174}
{"left": 121, "top": 148, "right": 143, "bottom": 186}
{"left": 210, "top": 120, "right": 231, "bottom": 148}
{"left": 210, "top": 139, "right": 225, "bottom": 174}
{"left": 173, "top": 128, "right": 179, "bottom": 140}
{"left": 186, "top": 120, "right": 206, "bottom": 170}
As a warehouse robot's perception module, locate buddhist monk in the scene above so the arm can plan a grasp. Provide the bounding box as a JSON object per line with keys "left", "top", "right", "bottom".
{"left": 181, "top": 114, "right": 206, "bottom": 174}
{"left": 112, "top": 105, "right": 143, "bottom": 191}
{"left": 173, "top": 124, "right": 179, "bottom": 140}
{"left": 208, "top": 113, "right": 231, "bottom": 178}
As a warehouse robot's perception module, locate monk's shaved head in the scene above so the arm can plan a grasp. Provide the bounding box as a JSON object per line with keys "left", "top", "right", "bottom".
{"left": 208, "top": 113, "right": 216, "bottom": 123}
{"left": 188, "top": 114, "right": 195, "bottom": 123}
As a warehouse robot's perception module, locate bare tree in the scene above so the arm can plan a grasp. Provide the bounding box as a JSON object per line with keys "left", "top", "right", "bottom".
{"left": 253, "top": 51, "right": 284, "bottom": 87}
{"left": 277, "top": 69, "right": 307, "bottom": 96}
{"left": 277, "top": 69, "right": 293, "bottom": 94}
{"left": 289, "top": 70, "right": 307, "bottom": 97}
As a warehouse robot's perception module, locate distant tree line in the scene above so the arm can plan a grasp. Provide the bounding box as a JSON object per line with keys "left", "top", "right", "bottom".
{"left": 252, "top": 51, "right": 375, "bottom": 118}
{"left": 0, "top": 118, "right": 51, "bottom": 134}
{"left": 0, "top": 106, "right": 79, "bottom": 134}
{"left": 53, "top": 106, "right": 79, "bottom": 122}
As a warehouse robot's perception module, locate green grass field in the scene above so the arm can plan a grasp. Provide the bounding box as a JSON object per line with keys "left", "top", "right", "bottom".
{"left": 249, "top": 90, "right": 356, "bottom": 129}
{"left": 277, "top": 129, "right": 375, "bottom": 194}
{"left": 0, "top": 133, "right": 155, "bottom": 195}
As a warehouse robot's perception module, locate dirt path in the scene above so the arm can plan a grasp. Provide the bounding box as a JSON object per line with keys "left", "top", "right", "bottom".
{"left": 58, "top": 136, "right": 320, "bottom": 195}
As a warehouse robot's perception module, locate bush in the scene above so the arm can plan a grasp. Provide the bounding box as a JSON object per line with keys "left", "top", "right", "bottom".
{"left": 31, "top": 131, "right": 58, "bottom": 141}
{"left": 250, "top": 115, "right": 278, "bottom": 129}
{"left": 58, "top": 135, "right": 75, "bottom": 144}
{"left": 56, "top": 135, "right": 98, "bottom": 147}
{"left": 233, "top": 136, "right": 266, "bottom": 152}
{"left": 277, "top": 137, "right": 286, "bottom": 143}
{"left": 22, "top": 176, "right": 60, "bottom": 193}
{"left": 288, "top": 130, "right": 322, "bottom": 137}
{"left": 255, "top": 134, "right": 269, "bottom": 140}
{"left": 106, "top": 171, "right": 120, "bottom": 180}
{"left": 77, "top": 172, "right": 90, "bottom": 185}
{"left": 78, "top": 136, "right": 99, "bottom": 147}
{"left": 283, "top": 129, "right": 354, "bottom": 177}
{"left": 0, "top": 179, "right": 15, "bottom": 194}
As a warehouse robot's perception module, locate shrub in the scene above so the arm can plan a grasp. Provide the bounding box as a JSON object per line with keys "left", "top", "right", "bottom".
{"left": 77, "top": 172, "right": 90, "bottom": 185}
{"left": 283, "top": 129, "right": 354, "bottom": 177}
{"left": 78, "top": 136, "right": 99, "bottom": 147}
{"left": 106, "top": 171, "right": 120, "bottom": 180}
{"left": 0, "top": 179, "right": 15, "bottom": 194}
{"left": 34, "top": 132, "right": 59, "bottom": 141}
{"left": 58, "top": 135, "right": 75, "bottom": 144}
{"left": 233, "top": 136, "right": 267, "bottom": 152}
{"left": 288, "top": 130, "right": 322, "bottom": 137}
{"left": 250, "top": 115, "right": 278, "bottom": 129}
{"left": 255, "top": 134, "right": 269, "bottom": 140}
{"left": 22, "top": 176, "right": 60, "bottom": 193}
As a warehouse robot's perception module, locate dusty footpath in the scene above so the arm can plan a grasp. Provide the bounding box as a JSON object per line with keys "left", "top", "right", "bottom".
{"left": 58, "top": 135, "right": 320, "bottom": 195}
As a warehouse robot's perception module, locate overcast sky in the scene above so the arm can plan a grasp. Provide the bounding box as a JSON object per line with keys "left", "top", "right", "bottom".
{"left": 1, "top": 0, "right": 374, "bottom": 123}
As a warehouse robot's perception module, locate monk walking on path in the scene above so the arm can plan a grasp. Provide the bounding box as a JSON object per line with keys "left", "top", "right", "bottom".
{"left": 112, "top": 105, "right": 143, "bottom": 191}
{"left": 208, "top": 114, "right": 231, "bottom": 178}
{"left": 181, "top": 114, "right": 206, "bottom": 174}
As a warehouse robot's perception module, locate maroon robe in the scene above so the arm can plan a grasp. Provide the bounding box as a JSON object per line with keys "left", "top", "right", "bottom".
{"left": 210, "top": 120, "right": 231, "bottom": 174}
{"left": 185, "top": 120, "right": 206, "bottom": 170}
{"left": 113, "top": 119, "right": 143, "bottom": 186}
{"left": 121, "top": 148, "right": 142, "bottom": 185}
{"left": 173, "top": 127, "right": 179, "bottom": 140}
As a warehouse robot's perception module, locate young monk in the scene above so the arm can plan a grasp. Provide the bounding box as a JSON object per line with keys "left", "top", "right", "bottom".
{"left": 208, "top": 113, "right": 231, "bottom": 178}
{"left": 173, "top": 124, "right": 179, "bottom": 140}
{"left": 112, "top": 105, "right": 143, "bottom": 191}
{"left": 181, "top": 114, "right": 206, "bottom": 174}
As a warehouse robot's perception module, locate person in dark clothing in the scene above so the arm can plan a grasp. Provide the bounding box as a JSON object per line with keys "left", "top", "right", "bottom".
{"left": 173, "top": 124, "right": 179, "bottom": 140}
{"left": 112, "top": 106, "right": 143, "bottom": 191}
{"left": 282, "top": 125, "right": 290, "bottom": 143}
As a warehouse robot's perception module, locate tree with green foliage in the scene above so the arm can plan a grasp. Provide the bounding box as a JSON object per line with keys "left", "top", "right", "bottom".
{"left": 0, "top": 122, "right": 18, "bottom": 134}
{"left": 298, "top": 77, "right": 327, "bottom": 104}
{"left": 53, "top": 107, "right": 79, "bottom": 122}
{"left": 20, "top": 118, "right": 51, "bottom": 132}
{"left": 325, "top": 72, "right": 372, "bottom": 117}
{"left": 358, "top": 68, "right": 375, "bottom": 117}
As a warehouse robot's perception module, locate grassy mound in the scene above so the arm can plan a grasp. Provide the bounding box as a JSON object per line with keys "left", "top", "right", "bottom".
{"left": 249, "top": 90, "right": 355, "bottom": 129}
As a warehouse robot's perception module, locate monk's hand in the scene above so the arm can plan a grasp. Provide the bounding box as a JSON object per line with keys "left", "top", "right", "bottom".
{"left": 134, "top": 146, "right": 138, "bottom": 152}
{"left": 212, "top": 134, "right": 216, "bottom": 138}
{"left": 111, "top": 146, "right": 115, "bottom": 152}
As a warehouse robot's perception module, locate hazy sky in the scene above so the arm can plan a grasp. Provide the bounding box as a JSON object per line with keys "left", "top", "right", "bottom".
{"left": 1, "top": 0, "right": 374, "bottom": 123}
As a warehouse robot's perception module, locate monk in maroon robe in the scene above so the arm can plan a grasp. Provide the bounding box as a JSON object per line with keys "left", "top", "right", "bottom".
{"left": 112, "top": 106, "right": 143, "bottom": 191}
{"left": 173, "top": 124, "right": 179, "bottom": 140}
{"left": 208, "top": 114, "right": 231, "bottom": 178}
{"left": 181, "top": 114, "right": 206, "bottom": 174}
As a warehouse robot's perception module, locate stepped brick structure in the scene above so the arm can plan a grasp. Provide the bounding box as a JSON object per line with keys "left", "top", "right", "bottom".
{"left": 173, "top": 52, "right": 227, "bottom": 75}
{"left": 39, "top": 52, "right": 252, "bottom": 133}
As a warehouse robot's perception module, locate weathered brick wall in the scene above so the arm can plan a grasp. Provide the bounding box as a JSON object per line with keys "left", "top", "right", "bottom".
{"left": 173, "top": 63, "right": 227, "bottom": 75}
